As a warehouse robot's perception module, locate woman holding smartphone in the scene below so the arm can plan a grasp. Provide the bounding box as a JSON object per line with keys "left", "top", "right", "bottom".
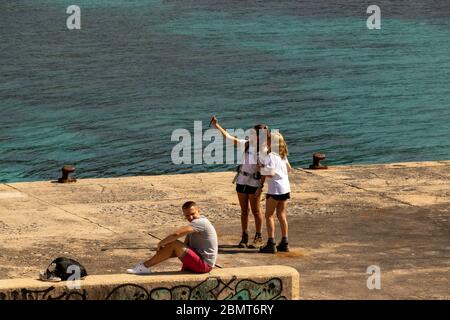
{"left": 210, "top": 116, "right": 268, "bottom": 249}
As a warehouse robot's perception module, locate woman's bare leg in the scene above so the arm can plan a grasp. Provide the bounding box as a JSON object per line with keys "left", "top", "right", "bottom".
{"left": 237, "top": 192, "right": 250, "bottom": 233}
{"left": 265, "top": 197, "right": 278, "bottom": 239}
{"left": 276, "top": 200, "right": 288, "bottom": 238}
{"left": 249, "top": 193, "right": 263, "bottom": 234}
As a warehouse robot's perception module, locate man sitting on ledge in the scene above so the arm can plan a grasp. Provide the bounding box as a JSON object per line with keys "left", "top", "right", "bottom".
{"left": 127, "top": 201, "right": 218, "bottom": 274}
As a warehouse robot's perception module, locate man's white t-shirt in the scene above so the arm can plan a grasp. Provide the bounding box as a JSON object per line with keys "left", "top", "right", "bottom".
{"left": 236, "top": 139, "right": 260, "bottom": 187}
{"left": 260, "top": 152, "right": 291, "bottom": 195}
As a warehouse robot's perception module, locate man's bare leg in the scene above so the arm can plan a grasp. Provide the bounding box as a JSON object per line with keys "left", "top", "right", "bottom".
{"left": 143, "top": 241, "right": 187, "bottom": 268}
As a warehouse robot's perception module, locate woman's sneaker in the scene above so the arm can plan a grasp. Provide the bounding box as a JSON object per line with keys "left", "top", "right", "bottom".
{"left": 238, "top": 232, "right": 249, "bottom": 248}
{"left": 127, "top": 262, "right": 152, "bottom": 275}
{"left": 259, "top": 242, "right": 276, "bottom": 254}
{"left": 248, "top": 235, "right": 264, "bottom": 249}
{"left": 276, "top": 242, "right": 290, "bottom": 252}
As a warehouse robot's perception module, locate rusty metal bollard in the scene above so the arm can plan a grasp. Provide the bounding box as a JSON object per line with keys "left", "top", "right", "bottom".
{"left": 58, "top": 165, "right": 77, "bottom": 183}
{"left": 309, "top": 153, "right": 328, "bottom": 169}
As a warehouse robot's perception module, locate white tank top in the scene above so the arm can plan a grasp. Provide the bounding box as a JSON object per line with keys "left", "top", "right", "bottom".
{"left": 236, "top": 139, "right": 260, "bottom": 187}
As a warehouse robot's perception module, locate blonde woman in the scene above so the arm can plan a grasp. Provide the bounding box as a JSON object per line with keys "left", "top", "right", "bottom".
{"left": 258, "top": 132, "right": 292, "bottom": 253}
{"left": 210, "top": 116, "right": 267, "bottom": 249}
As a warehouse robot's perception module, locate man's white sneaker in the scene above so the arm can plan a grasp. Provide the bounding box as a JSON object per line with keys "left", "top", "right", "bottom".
{"left": 126, "top": 262, "right": 152, "bottom": 275}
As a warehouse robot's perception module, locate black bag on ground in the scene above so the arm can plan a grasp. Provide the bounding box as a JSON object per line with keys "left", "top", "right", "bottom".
{"left": 40, "top": 257, "right": 88, "bottom": 281}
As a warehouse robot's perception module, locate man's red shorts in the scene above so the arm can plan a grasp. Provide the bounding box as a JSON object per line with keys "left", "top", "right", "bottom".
{"left": 180, "top": 248, "right": 213, "bottom": 273}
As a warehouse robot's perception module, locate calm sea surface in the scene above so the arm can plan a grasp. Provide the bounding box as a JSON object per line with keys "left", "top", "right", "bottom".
{"left": 1, "top": 0, "right": 449, "bottom": 182}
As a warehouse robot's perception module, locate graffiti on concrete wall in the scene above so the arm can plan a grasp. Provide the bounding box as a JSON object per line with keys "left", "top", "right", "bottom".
{"left": 0, "top": 276, "right": 287, "bottom": 300}
{"left": 0, "top": 286, "right": 87, "bottom": 300}
{"left": 106, "top": 276, "right": 286, "bottom": 300}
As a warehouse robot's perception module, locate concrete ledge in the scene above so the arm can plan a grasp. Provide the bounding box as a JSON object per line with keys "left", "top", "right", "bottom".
{"left": 0, "top": 266, "right": 300, "bottom": 300}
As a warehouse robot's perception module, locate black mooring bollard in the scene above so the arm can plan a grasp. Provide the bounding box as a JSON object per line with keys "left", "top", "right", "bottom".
{"left": 58, "top": 165, "right": 77, "bottom": 183}
{"left": 309, "top": 153, "right": 328, "bottom": 169}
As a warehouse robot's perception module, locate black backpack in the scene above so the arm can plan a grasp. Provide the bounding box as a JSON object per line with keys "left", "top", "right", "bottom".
{"left": 42, "top": 257, "right": 88, "bottom": 281}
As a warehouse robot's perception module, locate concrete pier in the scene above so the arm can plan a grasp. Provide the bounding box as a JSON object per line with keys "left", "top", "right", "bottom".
{"left": 0, "top": 266, "right": 299, "bottom": 300}
{"left": 0, "top": 160, "right": 449, "bottom": 299}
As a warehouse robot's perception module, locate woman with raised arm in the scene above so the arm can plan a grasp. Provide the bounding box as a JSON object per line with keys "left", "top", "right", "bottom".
{"left": 210, "top": 116, "right": 267, "bottom": 249}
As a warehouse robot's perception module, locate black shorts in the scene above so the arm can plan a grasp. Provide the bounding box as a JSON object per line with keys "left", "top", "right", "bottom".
{"left": 267, "top": 193, "right": 291, "bottom": 201}
{"left": 236, "top": 184, "right": 259, "bottom": 194}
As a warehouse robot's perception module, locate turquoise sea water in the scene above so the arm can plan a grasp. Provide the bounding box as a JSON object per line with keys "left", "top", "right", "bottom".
{"left": 1, "top": 0, "right": 449, "bottom": 182}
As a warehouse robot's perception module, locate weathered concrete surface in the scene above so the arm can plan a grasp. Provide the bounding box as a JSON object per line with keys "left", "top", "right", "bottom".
{"left": 0, "top": 266, "right": 299, "bottom": 300}
{"left": 0, "top": 160, "right": 449, "bottom": 299}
